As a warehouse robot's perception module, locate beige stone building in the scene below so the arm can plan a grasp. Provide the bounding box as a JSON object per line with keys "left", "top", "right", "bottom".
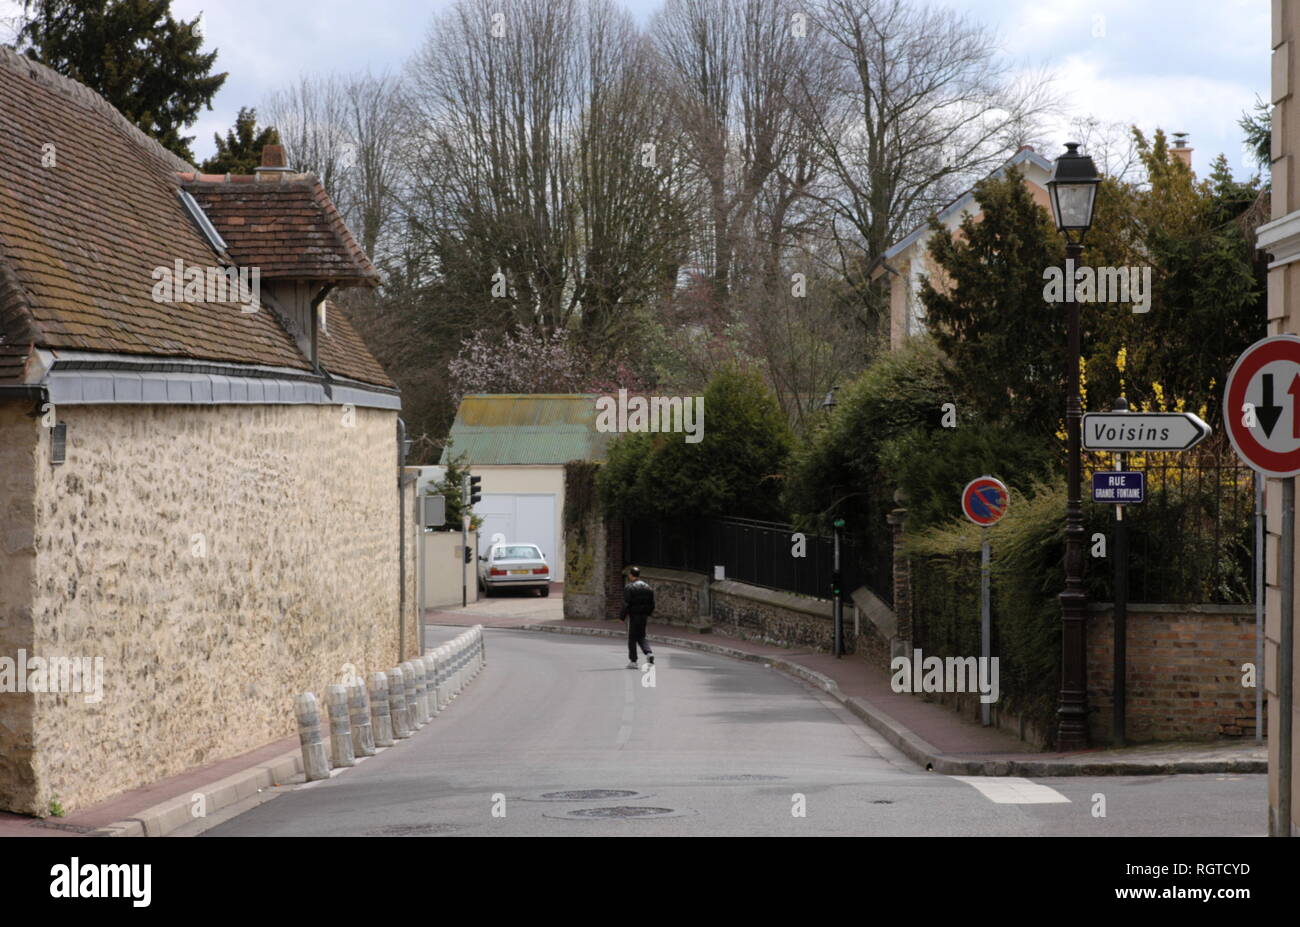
{"left": 1257, "top": 0, "right": 1300, "bottom": 837}
{"left": 0, "top": 48, "right": 416, "bottom": 815}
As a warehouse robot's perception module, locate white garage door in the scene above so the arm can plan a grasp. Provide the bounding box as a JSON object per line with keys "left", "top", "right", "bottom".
{"left": 476, "top": 493, "right": 560, "bottom": 581}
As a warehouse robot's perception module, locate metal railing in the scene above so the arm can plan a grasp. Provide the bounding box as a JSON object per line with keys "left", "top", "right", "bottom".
{"left": 625, "top": 516, "right": 891, "bottom": 605}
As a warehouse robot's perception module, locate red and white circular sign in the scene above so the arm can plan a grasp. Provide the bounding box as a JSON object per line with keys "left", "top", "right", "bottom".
{"left": 961, "top": 476, "right": 1009, "bottom": 527}
{"left": 1225, "top": 334, "right": 1300, "bottom": 477}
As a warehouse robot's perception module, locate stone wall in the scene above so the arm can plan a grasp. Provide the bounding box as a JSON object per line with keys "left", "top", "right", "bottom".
{"left": 1086, "top": 604, "right": 1260, "bottom": 743}
{"left": 0, "top": 402, "right": 39, "bottom": 811}
{"left": 0, "top": 400, "right": 404, "bottom": 815}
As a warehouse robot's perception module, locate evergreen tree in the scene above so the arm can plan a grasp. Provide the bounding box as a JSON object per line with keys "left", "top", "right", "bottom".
{"left": 919, "top": 166, "right": 1066, "bottom": 437}
{"left": 200, "top": 107, "right": 279, "bottom": 175}
{"left": 18, "top": 0, "right": 227, "bottom": 162}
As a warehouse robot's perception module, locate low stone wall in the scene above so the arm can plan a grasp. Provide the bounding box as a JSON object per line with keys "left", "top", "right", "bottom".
{"left": 1087, "top": 604, "right": 1260, "bottom": 743}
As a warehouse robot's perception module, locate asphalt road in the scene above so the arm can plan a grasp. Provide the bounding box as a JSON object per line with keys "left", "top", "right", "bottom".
{"left": 201, "top": 628, "right": 1266, "bottom": 837}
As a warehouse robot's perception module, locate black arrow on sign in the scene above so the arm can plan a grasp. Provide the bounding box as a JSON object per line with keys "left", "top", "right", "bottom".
{"left": 1259, "top": 373, "right": 1285, "bottom": 438}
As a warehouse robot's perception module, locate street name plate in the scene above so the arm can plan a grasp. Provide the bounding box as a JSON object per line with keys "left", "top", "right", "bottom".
{"left": 1091, "top": 471, "right": 1145, "bottom": 504}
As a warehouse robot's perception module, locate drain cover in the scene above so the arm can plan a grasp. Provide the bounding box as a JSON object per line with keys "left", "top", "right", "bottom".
{"left": 870, "top": 800, "right": 894, "bottom": 805}
{"left": 568, "top": 806, "right": 676, "bottom": 818}
{"left": 368, "top": 823, "right": 463, "bottom": 836}
{"left": 703, "top": 774, "right": 788, "bottom": 782}
{"left": 540, "top": 789, "right": 640, "bottom": 801}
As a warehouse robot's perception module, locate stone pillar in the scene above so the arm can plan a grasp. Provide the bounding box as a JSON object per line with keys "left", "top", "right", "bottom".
{"left": 887, "top": 496, "right": 913, "bottom": 660}
{"left": 604, "top": 518, "right": 626, "bottom": 620}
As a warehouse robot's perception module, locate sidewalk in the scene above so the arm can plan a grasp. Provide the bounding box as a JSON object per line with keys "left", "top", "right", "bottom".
{"left": 0, "top": 735, "right": 302, "bottom": 838}
{"left": 426, "top": 607, "right": 1268, "bottom": 777}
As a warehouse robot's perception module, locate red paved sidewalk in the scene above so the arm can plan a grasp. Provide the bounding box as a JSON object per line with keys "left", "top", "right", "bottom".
{"left": 0, "top": 735, "right": 298, "bottom": 837}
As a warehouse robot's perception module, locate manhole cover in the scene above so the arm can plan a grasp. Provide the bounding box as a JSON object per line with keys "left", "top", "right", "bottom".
{"left": 703, "top": 774, "right": 788, "bottom": 782}
{"left": 567, "top": 806, "right": 676, "bottom": 818}
{"left": 540, "top": 789, "right": 640, "bottom": 801}
{"left": 368, "top": 823, "right": 463, "bottom": 836}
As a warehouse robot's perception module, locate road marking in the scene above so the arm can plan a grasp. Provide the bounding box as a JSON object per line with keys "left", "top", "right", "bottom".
{"left": 616, "top": 672, "right": 634, "bottom": 746}
{"left": 952, "top": 776, "right": 1071, "bottom": 804}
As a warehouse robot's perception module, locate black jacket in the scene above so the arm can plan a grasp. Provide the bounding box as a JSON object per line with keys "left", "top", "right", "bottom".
{"left": 621, "top": 579, "right": 655, "bottom": 619}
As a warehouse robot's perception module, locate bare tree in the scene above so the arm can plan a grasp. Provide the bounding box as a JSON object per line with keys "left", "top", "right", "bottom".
{"left": 654, "top": 0, "right": 830, "bottom": 303}
{"left": 798, "top": 0, "right": 1059, "bottom": 288}
{"left": 264, "top": 74, "right": 352, "bottom": 215}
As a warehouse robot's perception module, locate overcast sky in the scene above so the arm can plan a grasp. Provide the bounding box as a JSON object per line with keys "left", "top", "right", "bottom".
{"left": 2, "top": 0, "right": 1272, "bottom": 178}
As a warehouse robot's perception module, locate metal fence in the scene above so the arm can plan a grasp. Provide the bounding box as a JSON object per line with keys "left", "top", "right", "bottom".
{"left": 625, "top": 516, "right": 891, "bottom": 606}
{"left": 1083, "top": 446, "right": 1256, "bottom": 605}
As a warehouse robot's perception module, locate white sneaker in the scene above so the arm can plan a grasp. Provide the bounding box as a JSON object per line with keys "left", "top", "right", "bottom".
{"left": 626, "top": 661, "right": 638, "bottom": 669}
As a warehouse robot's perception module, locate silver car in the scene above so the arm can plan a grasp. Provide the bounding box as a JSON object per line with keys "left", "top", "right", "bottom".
{"left": 478, "top": 543, "right": 551, "bottom": 596}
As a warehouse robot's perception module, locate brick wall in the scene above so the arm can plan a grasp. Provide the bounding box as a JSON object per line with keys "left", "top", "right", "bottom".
{"left": 1086, "top": 604, "right": 1261, "bottom": 743}
{"left": 0, "top": 400, "right": 404, "bottom": 815}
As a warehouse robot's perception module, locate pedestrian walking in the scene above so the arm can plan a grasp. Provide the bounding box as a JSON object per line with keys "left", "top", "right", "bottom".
{"left": 620, "top": 566, "right": 655, "bottom": 669}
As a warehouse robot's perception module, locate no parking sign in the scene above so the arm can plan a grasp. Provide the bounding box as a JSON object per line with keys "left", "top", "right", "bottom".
{"left": 961, "top": 476, "right": 1009, "bottom": 527}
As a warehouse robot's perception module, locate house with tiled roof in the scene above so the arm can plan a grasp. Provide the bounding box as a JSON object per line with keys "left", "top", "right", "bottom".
{"left": 0, "top": 45, "right": 418, "bottom": 816}
{"left": 872, "top": 147, "right": 1055, "bottom": 349}
{"left": 440, "top": 394, "right": 616, "bottom": 583}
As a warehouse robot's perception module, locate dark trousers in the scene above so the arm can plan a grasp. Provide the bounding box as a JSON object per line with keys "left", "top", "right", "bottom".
{"left": 627, "top": 613, "right": 653, "bottom": 662}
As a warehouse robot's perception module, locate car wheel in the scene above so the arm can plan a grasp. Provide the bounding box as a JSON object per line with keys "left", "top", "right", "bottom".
{"left": 540, "top": 585, "right": 550, "bottom": 598}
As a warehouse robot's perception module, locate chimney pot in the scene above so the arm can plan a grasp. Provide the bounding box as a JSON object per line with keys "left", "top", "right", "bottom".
{"left": 255, "top": 144, "right": 292, "bottom": 181}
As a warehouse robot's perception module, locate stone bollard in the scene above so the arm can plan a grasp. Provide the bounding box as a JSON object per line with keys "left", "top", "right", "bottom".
{"left": 369, "top": 672, "right": 395, "bottom": 747}
{"left": 327, "top": 685, "right": 356, "bottom": 768}
{"left": 401, "top": 660, "right": 423, "bottom": 728}
{"left": 436, "top": 646, "right": 449, "bottom": 705}
{"left": 422, "top": 655, "right": 438, "bottom": 717}
{"left": 388, "top": 666, "right": 411, "bottom": 738}
{"left": 409, "top": 660, "right": 426, "bottom": 725}
{"left": 296, "top": 693, "right": 331, "bottom": 782}
{"left": 349, "top": 682, "right": 375, "bottom": 757}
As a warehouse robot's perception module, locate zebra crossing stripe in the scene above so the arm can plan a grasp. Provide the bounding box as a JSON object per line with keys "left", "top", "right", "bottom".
{"left": 953, "top": 776, "right": 1071, "bottom": 804}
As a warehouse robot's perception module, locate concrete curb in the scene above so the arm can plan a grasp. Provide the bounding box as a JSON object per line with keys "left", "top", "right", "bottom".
{"left": 92, "top": 748, "right": 305, "bottom": 837}
{"left": 523, "top": 622, "right": 1268, "bottom": 777}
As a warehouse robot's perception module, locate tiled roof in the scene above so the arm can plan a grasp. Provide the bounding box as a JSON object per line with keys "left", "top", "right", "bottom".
{"left": 0, "top": 342, "right": 32, "bottom": 382}
{"left": 0, "top": 46, "right": 392, "bottom": 390}
{"left": 440, "top": 394, "right": 612, "bottom": 465}
{"left": 180, "top": 175, "right": 381, "bottom": 285}
{"left": 318, "top": 299, "right": 396, "bottom": 389}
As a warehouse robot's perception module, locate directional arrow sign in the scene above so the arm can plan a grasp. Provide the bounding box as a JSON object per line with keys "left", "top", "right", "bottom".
{"left": 1082, "top": 412, "right": 1211, "bottom": 452}
{"left": 1225, "top": 334, "right": 1300, "bottom": 477}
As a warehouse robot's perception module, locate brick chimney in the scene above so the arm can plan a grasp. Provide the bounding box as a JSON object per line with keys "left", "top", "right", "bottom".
{"left": 1171, "top": 133, "right": 1194, "bottom": 171}
{"left": 255, "top": 143, "right": 292, "bottom": 182}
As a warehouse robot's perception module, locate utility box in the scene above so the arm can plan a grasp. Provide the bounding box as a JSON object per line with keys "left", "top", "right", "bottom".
{"left": 420, "top": 494, "right": 446, "bottom": 528}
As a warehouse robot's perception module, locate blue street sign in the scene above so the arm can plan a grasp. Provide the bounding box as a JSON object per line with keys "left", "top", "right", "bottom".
{"left": 1091, "top": 471, "right": 1145, "bottom": 504}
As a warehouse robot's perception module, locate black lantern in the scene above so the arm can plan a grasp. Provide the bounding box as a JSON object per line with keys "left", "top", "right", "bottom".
{"left": 1047, "top": 142, "right": 1100, "bottom": 235}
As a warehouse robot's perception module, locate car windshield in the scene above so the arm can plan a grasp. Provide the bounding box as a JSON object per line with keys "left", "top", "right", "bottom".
{"left": 494, "top": 546, "right": 541, "bottom": 560}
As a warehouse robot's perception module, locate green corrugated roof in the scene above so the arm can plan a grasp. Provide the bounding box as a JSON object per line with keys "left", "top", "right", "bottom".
{"left": 440, "top": 394, "right": 612, "bottom": 465}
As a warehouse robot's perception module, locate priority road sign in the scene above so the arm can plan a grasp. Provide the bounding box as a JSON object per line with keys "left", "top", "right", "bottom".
{"left": 1091, "top": 471, "right": 1145, "bottom": 504}
{"left": 962, "top": 476, "right": 1009, "bottom": 526}
{"left": 1082, "top": 412, "right": 1210, "bottom": 451}
{"left": 1225, "top": 334, "right": 1300, "bottom": 477}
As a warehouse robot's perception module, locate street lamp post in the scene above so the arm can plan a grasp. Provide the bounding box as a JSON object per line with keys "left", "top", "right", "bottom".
{"left": 1047, "top": 142, "right": 1100, "bottom": 751}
